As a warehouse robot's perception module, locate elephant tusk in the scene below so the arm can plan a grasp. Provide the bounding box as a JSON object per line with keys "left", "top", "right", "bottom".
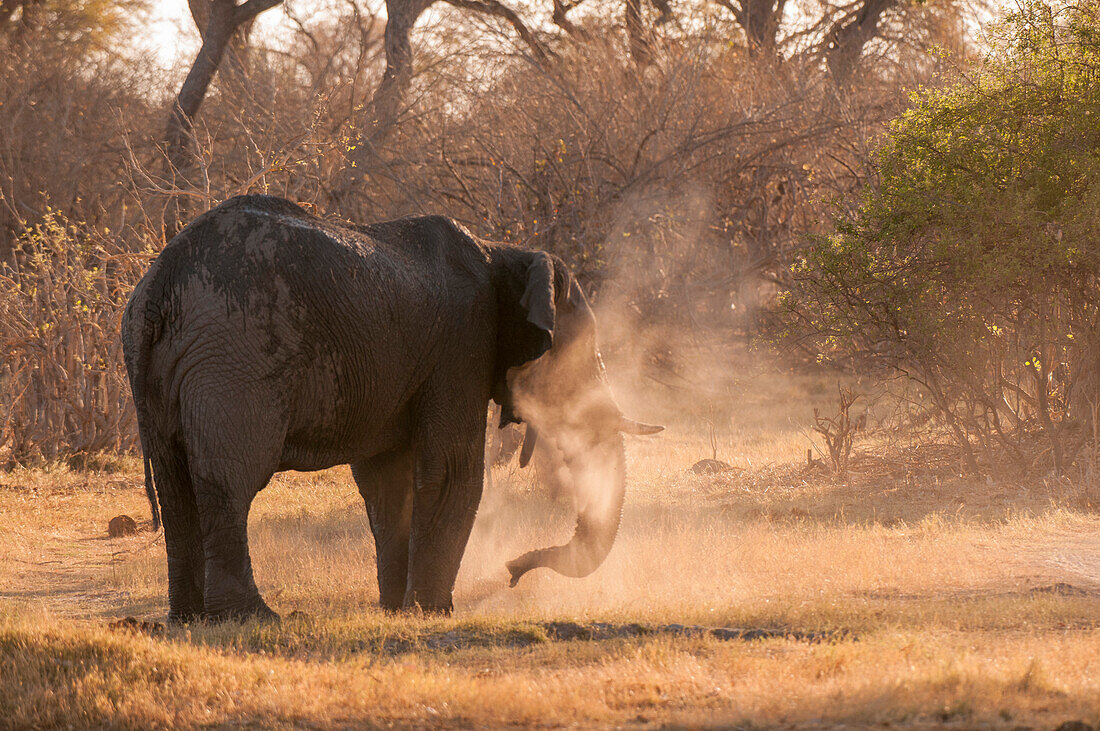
{"left": 519, "top": 425, "right": 538, "bottom": 467}
{"left": 618, "top": 417, "right": 663, "bottom": 435}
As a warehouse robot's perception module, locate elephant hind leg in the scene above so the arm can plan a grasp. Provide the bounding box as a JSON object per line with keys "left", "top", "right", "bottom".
{"left": 353, "top": 448, "right": 415, "bottom": 611}
{"left": 150, "top": 437, "right": 204, "bottom": 624}
{"left": 190, "top": 457, "right": 279, "bottom": 622}
{"left": 196, "top": 497, "right": 277, "bottom": 622}
{"left": 183, "top": 394, "right": 283, "bottom": 622}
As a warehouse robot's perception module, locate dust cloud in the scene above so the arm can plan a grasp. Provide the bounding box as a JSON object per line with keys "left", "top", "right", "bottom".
{"left": 456, "top": 193, "right": 806, "bottom": 621}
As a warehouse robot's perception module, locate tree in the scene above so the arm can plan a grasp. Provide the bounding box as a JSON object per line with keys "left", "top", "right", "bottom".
{"left": 712, "top": 0, "right": 790, "bottom": 54}
{"left": 823, "top": 0, "right": 899, "bottom": 83}
{"left": 782, "top": 0, "right": 1100, "bottom": 474}
{"left": 161, "top": 0, "right": 282, "bottom": 235}
{"left": 165, "top": 0, "right": 282, "bottom": 178}
{"left": 336, "top": 0, "right": 549, "bottom": 203}
{"left": 354, "top": 0, "right": 966, "bottom": 173}
{"left": 711, "top": 0, "right": 933, "bottom": 84}
{"left": 187, "top": 0, "right": 260, "bottom": 88}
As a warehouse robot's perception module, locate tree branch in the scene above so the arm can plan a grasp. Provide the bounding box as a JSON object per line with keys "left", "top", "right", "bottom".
{"left": 442, "top": 0, "right": 550, "bottom": 64}
{"left": 552, "top": 0, "right": 587, "bottom": 37}
{"left": 235, "top": 0, "right": 281, "bottom": 25}
{"left": 712, "top": 0, "right": 745, "bottom": 26}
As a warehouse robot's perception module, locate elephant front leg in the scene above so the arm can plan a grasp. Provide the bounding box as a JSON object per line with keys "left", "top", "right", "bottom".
{"left": 352, "top": 449, "right": 415, "bottom": 611}
{"left": 405, "top": 435, "right": 485, "bottom": 614}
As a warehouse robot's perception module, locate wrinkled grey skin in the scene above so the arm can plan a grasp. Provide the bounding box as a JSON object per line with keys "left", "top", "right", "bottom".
{"left": 122, "top": 195, "right": 660, "bottom": 622}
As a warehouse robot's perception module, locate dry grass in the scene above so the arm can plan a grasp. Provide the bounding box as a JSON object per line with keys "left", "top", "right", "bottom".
{"left": 4, "top": 610, "right": 1100, "bottom": 729}
{"left": 2, "top": 371, "right": 1099, "bottom": 728}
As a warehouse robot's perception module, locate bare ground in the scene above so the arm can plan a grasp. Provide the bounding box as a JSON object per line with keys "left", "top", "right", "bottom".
{"left": 2, "top": 374, "right": 1099, "bottom": 728}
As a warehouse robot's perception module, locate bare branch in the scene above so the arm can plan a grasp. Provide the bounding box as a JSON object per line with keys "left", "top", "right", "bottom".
{"left": 442, "top": 0, "right": 550, "bottom": 64}
{"left": 235, "top": 0, "right": 282, "bottom": 24}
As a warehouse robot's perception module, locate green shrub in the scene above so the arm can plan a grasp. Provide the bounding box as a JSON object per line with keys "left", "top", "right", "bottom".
{"left": 782, "top": 0, "right": 1100, "bottom": 474}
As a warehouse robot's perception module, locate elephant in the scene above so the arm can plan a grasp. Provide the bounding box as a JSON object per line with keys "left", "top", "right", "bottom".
{"left": 122, "top": 194, "right": 661, "bottom": 622}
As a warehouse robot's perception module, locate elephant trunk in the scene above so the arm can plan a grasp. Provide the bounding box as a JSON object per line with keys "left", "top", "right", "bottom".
{"left": 506, "top": 431, "right": 626, "bottom": 587}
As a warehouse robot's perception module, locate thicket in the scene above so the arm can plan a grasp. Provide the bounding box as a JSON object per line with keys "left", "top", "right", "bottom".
{"left": 784, "top": 0, "right": 1100, "bottom": 476}
{"left": 0, "top": 0, "right": 971, "bottom": 465}
{"left": 0, "top": 214, "right": 142, "bottom": 465}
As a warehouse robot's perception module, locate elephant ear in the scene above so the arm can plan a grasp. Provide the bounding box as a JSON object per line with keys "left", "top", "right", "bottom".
{"left": 564, "top": 271, "right": 587, "bottom": 310}
{"left": 494, "top": 252, "right": 557, "bottom": 425}
{"left": 519, "top": 254, "right": 557, "bottom": 337}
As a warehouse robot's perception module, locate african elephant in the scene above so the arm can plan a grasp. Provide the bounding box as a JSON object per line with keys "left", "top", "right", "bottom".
{"left": 122, "top": 195, "right": 661, "bottom": 622}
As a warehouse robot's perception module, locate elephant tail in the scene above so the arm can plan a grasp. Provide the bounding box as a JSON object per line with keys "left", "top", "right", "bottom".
{"left": 122, "top": 280, "right": 162, "bottom": 532}
{"left": 129, "top": 345, "right": 161, "bottom": 532}
{"left": 129, "top": 336, "right": 162, "bottom": 532}
{"left": 143, "top": 448, "right": 161, "bottom": 531}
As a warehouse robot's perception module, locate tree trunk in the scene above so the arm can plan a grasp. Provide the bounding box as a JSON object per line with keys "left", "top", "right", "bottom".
{"left": 188, "top": 0, "right": 256, "bottom": 85}
{"left": 825, "top": 0, "right": 896, "bottom": 84}
{"left": 330, "top": 0, "right": 432, "bottom": 211}
{"left": 165, "top": 0, "right": 239, "bottom": 174}
{"left": 713, "top": 0, "right": 787, "bottom": 56}
{"left": 335, "top": 0, "right": 549, "bottom": 209}
{"left": 374, "top": 0, "right": 433, "bottom": 136}
{"left": 162, "top": 0, "right": 281, "bottom": 237}
{"left": 741, "top": 0, "right": 786, "bottom": 54}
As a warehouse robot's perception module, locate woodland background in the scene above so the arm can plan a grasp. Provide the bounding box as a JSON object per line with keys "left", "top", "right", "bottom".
{"left": 4, "top": 0, "right": 1100, "bottom": 488}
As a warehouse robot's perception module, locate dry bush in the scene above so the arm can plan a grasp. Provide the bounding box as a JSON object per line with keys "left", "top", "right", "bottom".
{"left": 810, "top": 385, "right": 864, "bottom": 476}
{"left": 152, "top": 6, "right": 957, "bottom": 319}
{"left": 0, "top": 213, "right": 143, "bottom": 467}
{"left": 0, "top": 1, "right": 163, "bottom": 257}
{"left": 140, "top": 1, "right": 386, "bottom": 212}
{"left": 346, "top": 36, "right": 893, "bottom": 337}
{"left": 0, "top": 0, "right": 971, "bottom": 465}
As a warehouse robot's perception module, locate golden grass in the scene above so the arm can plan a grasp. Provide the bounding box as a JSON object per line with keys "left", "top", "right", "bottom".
{"left": 4, "top": 608, "right": 1100, "bottom": 728}
{"left": 2, "top": 370, "right": 1099, "bottom": 728}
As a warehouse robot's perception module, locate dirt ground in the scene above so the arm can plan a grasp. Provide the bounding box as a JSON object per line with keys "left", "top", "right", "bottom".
{"left": 2, "top": 372, "right": 1099, "bottom": 728}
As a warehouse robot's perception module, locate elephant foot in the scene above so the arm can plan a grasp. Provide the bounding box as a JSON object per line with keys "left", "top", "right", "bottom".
{"left": 378, "top": 586, "right": 406, "bottom": 613}
{"left": 403, "top": 589, "right": 454, "bottom": 616}
{"left": 166, "top": 574, "right": 205, "bottom": 625}
{"left": 406, "top": 603, "right": 453, "bottom": 616}
{"left": 204, "top": 598, "right": 280, "bottom": 624}
{"left": 167, "top": 608, "right": 203, "bottom": 626}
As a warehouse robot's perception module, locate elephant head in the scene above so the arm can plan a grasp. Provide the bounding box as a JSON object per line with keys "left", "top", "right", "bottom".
{"left": 494, "top": 250, "right": 662, "bottom": 587}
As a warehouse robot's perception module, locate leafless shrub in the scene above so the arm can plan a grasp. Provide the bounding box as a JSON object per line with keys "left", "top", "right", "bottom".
{"left": 0, "top": 213, "right": 143, "bottom": 467}
{"left": 810, "top": 386, "right": 864, "bottom": 476}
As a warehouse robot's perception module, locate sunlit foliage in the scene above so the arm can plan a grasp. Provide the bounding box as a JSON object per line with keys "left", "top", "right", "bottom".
{"left": 784, "top": 0, "right": 1100, "bottom": 473}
